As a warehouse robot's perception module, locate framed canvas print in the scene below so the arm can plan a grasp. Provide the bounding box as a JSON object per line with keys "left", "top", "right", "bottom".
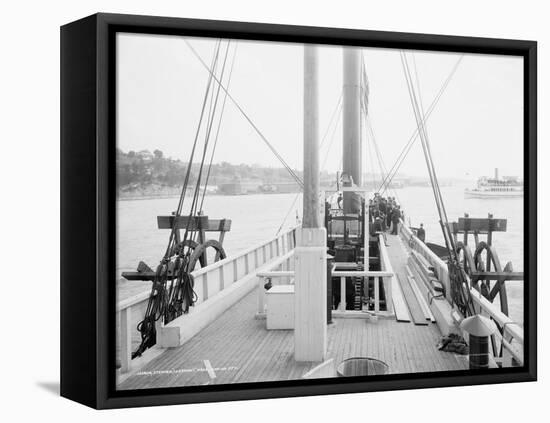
{"left": 60, "top": 13, "right": 537, "bottom": 409}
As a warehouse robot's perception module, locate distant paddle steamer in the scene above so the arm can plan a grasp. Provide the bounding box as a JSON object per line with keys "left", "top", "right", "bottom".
{"left": 465, "top": 169, "right": 523, "bottom": 199}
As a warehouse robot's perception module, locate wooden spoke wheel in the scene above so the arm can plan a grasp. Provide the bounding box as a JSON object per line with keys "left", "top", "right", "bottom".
{"left": 188, "top": 239, "right": 227, "bottom": 269}
{"left": 472, "top": 241, "right": 509, "bottom": 315}
{"left": 456, "top": 242, "right": 476, "bottom": 277}
{"left": 170, "top": 239, "right": 199, "bottom": 257}
{"left": 169, "top": 238, "right": 227, "bottom": 270}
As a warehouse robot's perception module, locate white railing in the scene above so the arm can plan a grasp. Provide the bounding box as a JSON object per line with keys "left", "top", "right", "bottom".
{"left": 399, "top": 221, "right": 451, "bottom": 300}
{"left": 117, "top": 226, "right": 298, "bottom": 374}
{"left": 377, "top": 234, "right": 394, "bottom": 315}
{"left": 256, "top": 250, "right": 296, "bottom": 315}
{"left": 256, "top": 265, "right": 393, "bottom": 317}
{"left": 116, "top": 290, "right": 151, "bottom": 374}
{"left": 190, "top": 227, "right": 296, "bottom": 305}
{"left": 399, "top": 221, "right": 523, "bottom": 366}
{"left": 470, "top": 288, "right": 524, "bottom": 366}
{"left": 256, "top": 234, "right": 393, "bottom": 316}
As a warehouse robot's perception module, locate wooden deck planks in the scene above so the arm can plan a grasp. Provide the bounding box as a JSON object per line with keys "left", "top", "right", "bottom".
{"left": 386, "top": 234, "right": 428, "bottom": 326}
{"left": 118, "top": 285, "right": 467, "bottom": 391}
{"left": 391, "top": 276, "right": 411, "bottom": 322}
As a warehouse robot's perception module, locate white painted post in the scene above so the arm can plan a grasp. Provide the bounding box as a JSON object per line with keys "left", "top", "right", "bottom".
{"left": 258, "top": 277, "right": 266, "bottom": 315}
{"left": 364, "top": 192, "right": 369, "bottom": 271}
{"left": 339, "top": 276, "right": 346, "bottom": 311}
{"left": 120, "top": 308, "right": 132, "bottom": 373}
{"left": 374, "top": 277, "right": 380, "bottom": 313}
{"left": 386, "top": 275, "right": 393, "bottom": 314}
{"left": 219, "top": 266, "right": 224, "bottom": 291}
{"left": 294, "top": 45, "right": 326, "bottom": 362}
{"left": 294, "top": 227, "right": 327, "bottom": 361}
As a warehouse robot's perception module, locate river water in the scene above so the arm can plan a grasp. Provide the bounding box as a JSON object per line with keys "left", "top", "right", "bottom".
{"left": 116, "top": 182, "right": 524, "bottom": 323}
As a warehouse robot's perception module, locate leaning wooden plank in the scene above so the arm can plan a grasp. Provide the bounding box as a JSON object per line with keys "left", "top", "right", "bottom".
{"left": 408, "top": 264, "right": 458, "bottom": 335}
{"left": 405, "top": 262, "right": 431, "bottom": 317}
{"left": 411, "top": 252, "right": 436, "bottom": 279}
{"left": 411, "top": 250, "right": 434, "bottom": 271}
{"left": 408, "top": 257, "right": 432, "bottom": 293}
{"left": 396, "top": 274, "right": 428, "bottom": 325}
{"left": 406, "top": 272, "right": 436, "bottom": 323}
{"left": 391, "top": 276, "right": 411, "bottom": 322}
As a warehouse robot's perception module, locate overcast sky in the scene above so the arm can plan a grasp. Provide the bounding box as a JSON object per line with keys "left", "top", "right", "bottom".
{"left": 117, "top": 33, "right": 523, "bottom": 179}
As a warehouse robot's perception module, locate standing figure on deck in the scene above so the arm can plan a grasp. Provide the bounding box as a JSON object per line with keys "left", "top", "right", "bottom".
{"left": 417, "top": 223, "right": 426, "bottom": 243}
{"left": 391, "top": 206, "right": 401, "bottom": 235}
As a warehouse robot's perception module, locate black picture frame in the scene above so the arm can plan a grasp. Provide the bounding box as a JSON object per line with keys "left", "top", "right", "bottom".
{"left": 60, "top": 12, "right": 537, "bottom": 409}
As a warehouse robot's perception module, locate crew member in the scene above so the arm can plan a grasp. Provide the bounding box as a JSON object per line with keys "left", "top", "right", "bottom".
{"left": 417, "top": 223, "right": 426, "bottom": 243}
{"left": 391, "top": 206, "right": 401, "bottom": 235}
{"left": 374, "top": 217, "right": 388, "bottom": 245}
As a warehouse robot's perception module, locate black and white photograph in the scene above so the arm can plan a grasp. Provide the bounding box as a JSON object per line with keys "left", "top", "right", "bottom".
{"left": 3, "top": 0, "right": 547, "bottom": 418}
{"left": 114, "top": 32, "right": 526, "bottom": 390}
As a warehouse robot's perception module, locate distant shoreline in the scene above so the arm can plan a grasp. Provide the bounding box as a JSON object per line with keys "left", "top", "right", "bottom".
{"left": 116, "top": 191, "right": 300, "bottom": 201}
{"left": 117, "top": 193, "right": 182, "bottom": 202}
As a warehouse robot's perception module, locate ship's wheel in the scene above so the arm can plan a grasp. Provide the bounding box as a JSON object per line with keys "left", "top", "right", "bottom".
{"left": 472, "top": 241, "right": 509, "bottom": 314}
{"left": 451, "top": 242, "right": 476, "bottom": 316}
{"left": 171, "top": 238, "right": 227, "bottom": 269}
{"left": 456, "top": 240, "right": 510, "bottom": 315}
{"left": 456, "top": 242, "right": 476, "bottom": 276}
{"left": 188, "top": 239, "right": 227, "bottom": 269}
{"left": 160, "top": 239, "right": 227, "bottom": 324}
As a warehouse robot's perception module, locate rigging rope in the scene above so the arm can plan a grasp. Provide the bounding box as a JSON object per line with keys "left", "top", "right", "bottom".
{"left": 377, "top": 55, "right": 464, "bottom": 194}
{"left": 321, "top": 102, "right": 343, "bottom": 170}
{"left": 133, "top": 40, "right": 230, "bottom": 358}
{"left": 200, "top": 42, "right": 238, "bottom": 212}
{"left": 184, "top": 40, "right": 304, "bottom": 189}
{"left": 277, "top": 92, "right": 343, "bottom": 236}
{"left": 399, "top": 51, "right": 474, "bottom": 316}
{"left": 320, "top": 93, "right": 343, "bottom": 150}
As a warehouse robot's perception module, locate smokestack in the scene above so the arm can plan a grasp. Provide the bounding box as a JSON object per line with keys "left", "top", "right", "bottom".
{"left": 342, "top": 48, "right": 362, "bottom": 213}
{"left": 495, "top": 168, "right": 499, "bottom": 180}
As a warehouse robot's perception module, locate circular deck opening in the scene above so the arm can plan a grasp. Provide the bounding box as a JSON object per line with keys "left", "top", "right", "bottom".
{"left": 337, "top": 357, "right": 389, "bottom": 377}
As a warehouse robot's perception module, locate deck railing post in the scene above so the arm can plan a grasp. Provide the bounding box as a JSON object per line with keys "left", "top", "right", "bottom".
{"left": 378, "top": 233, "right": 394, "bottom": 315}
{"left": 258, "top": 277, "right": 266, "bottom": 315}
{"left": 374, "top": 277, "right": 380, "bottom": 313}
{"left": 339, "top": 276, "right": 346, "bottom": 311}
{"left": 386, "top": 274, "right": 393, "bottom": 314}
{"left": 120, "top": 308, "right": 132, "bottom": 373}
{"left": 219, "top": 266, "right": 225, "bottom": 291}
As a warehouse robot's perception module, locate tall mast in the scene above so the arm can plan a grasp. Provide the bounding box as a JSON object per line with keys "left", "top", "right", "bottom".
{"left": 294, "top": 44, "right": 327, "bottom": 362}
{"left": 302, "top": 45, "right": 321, "bottom": 228}
{"left": 342, "top": 48, "right": 362, "bottom": 212}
